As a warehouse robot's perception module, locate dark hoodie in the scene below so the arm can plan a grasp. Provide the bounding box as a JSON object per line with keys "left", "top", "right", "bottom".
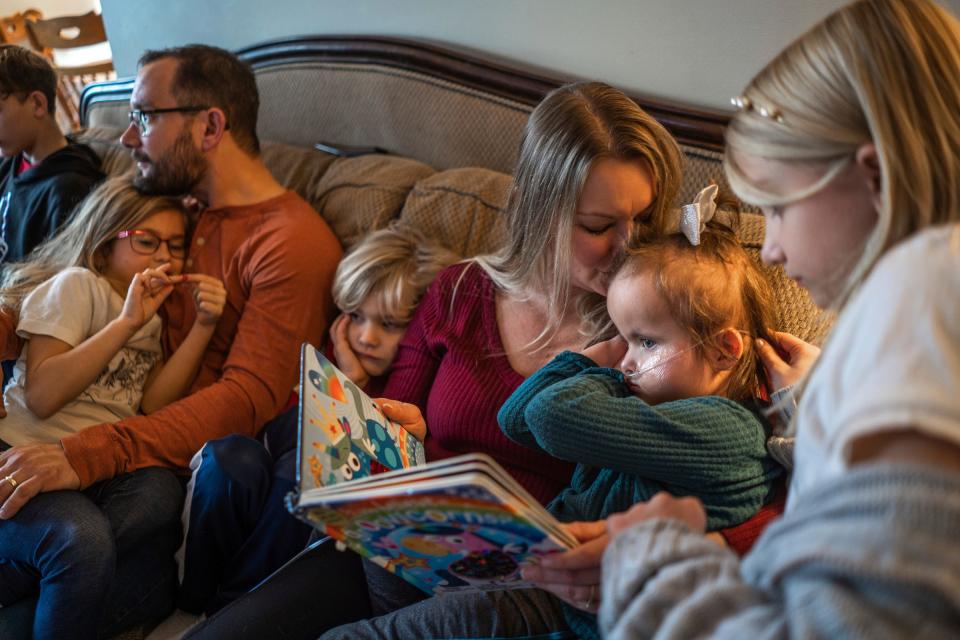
{"left": 0, "top": 139, "right": 104, "bottom": 264}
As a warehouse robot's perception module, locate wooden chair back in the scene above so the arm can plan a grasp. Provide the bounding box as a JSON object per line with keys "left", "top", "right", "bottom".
{"left": 25, "top": 11, "right": 115, "bottom": 130}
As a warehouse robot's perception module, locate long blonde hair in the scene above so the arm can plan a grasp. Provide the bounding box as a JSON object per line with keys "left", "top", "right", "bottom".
{"left": 725, "top": 0, "right": 960, "bottom": 309}
{"left": 0, "top": 177, "right": 189, "bottom": 315}
{"left": 475, "top": 81, "right": 683, "bottom": 348}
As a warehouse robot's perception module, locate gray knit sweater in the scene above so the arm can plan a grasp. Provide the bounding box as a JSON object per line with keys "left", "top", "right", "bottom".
{"left": 601, "top": 464, "right": 960, "bottom": 639}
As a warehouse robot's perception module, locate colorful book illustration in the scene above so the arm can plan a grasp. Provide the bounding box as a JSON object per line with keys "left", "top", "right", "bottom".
{"left": 288, "top": 344, "right": 577, "bottom": 595}
{"left": 296, "top": 343, "right": 426, "bottom": 488}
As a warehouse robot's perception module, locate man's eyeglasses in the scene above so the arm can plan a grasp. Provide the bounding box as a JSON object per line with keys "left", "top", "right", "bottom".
{"left": 127, "top": 106, "right": 209, "bottom": 137}
{"left": 117, "top": 229, "right": 187, "bottom": 259}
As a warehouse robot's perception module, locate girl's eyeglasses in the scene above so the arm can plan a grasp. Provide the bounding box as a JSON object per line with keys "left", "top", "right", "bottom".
{"left": 116, "top": 230, "right": 187, "bottom": 259}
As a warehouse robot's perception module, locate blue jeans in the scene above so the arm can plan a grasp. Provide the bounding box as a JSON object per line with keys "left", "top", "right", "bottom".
{"left": 0, "top": 467, "right": 184, "bottom": 640}
{"left": 179, "top": 406, "right": 313, "bottom": 615}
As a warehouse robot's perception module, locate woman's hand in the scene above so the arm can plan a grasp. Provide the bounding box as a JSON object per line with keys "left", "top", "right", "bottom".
{"left": 374, "top": 398, "right": 427, "bottom": 441}
{"left": 521, "top": 520, "right": 607, "bottom": 613}
{"left": 330, "top": 314, "right": 369, "bottom": 388}
{"left": 606, "top": 492, "right": 707, "bottom": 538}
{"left": 120, "top": 264, "right": 176, "bottom": 329}
{"left": 756, "top": 330, "right": 820, "bottom": 391}
{"left": 183, "top": 274, "right": 227, "bottom": 327}
{"left": 582, "top": 335, "right": 627, "bottom": 368}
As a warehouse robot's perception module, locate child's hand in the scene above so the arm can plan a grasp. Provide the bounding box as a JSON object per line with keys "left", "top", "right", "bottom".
{"left": 582, "top": 335, "right": 627, "bottom": 368}
{"left": 330, "top": 313, "right": 369, "bottom": 388}
{"left": 756, "top": 330, "right": 820, "bottom": 391}
{"left": 121, "top": 265, "right": 176, "bottom": 329}
{"left": 182, "top": 275, "right": 226, "bottom": 327}
{"left": 374, "top": 398, "right": 427, "bottom": 441}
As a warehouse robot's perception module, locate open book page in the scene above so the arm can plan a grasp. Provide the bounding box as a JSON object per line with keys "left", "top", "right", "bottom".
{"left": 293, "top": 465, "right": 575, "bottom": 594}
{"left": 290, "top": 347, "right": 575, "bottom": 595}
{"left": 297, "top": 343, "right": 426, "bottom": 490}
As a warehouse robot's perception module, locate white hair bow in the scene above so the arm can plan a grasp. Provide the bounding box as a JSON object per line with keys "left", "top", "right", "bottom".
{"left": 678, "top": 183, "right": 719, "bottom": 246}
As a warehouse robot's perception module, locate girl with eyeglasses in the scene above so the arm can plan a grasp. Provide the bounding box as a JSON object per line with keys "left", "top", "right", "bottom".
{"left": 0, "top": 176, "right": 224, "bottom": 639}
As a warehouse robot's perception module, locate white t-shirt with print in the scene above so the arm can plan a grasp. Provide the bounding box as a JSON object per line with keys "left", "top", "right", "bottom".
{"left": 0, "top": 267, "right": 162, "bottom": 446}
{"left": 789, "top": 224, "right": 960, "bottom": 506}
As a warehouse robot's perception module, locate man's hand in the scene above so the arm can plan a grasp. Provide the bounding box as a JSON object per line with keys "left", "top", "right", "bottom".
{"left": 374, "top": 399, "right": 427, "bottom": 441}
{"left": 756, "top": 330, "right": 820, "bottom": 391}
{"left": 0, "top": 443, "right": 81, "bottom": 518}
{"left": 521, "top": 520, "right": 607, "bottom": 613}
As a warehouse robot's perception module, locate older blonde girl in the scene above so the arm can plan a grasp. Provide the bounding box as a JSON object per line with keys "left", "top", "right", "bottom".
{"left": 601, "top": 2, "right": 960, "bottom": 637}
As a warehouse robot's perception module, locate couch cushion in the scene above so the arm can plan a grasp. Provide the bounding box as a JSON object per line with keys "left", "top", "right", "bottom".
{"left": 399, "top": 167, "right": 511, "bottom": 258}
{"left": 314, "top": 154, "right": 434, "bottom": 249}
{"left": 261, "top": 142, "right": 338, "bottom": 211}
{"left": 73, "top": 128, "right": 342, "bottom": 211}
{"left": 74, "top": 127, "right": 133, "bottom": 177}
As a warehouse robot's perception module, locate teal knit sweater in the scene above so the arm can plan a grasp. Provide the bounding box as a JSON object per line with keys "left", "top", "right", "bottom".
{"left": 497, "top": 351, "right": 782, "bottom": 640}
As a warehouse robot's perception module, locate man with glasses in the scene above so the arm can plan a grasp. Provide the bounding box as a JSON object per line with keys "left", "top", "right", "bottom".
{"left": 0, "top": 44, "right": 342, "bottom": 636}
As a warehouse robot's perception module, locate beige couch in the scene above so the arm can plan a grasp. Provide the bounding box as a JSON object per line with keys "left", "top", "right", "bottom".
{"left": 78, "top": 36, "right": 825, "bottom": 342}
{"left": 75, "top": 36, "right": 827, "bottom": 640}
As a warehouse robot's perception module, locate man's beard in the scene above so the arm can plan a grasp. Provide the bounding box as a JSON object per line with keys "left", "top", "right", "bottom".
{"left": 133, "top": 127, "right": 207, "bottom": 196}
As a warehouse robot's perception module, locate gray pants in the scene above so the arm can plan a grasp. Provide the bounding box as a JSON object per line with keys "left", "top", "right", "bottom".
{"left": 321, "top": 572, "right": 573, "bottom": 640}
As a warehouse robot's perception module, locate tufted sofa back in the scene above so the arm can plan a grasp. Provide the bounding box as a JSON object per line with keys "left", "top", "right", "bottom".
{"left": 78, "top": 37, "right": 826, "bottom": 342}
{"left": 75, "top": 125, "right": 826, "bottom": 342}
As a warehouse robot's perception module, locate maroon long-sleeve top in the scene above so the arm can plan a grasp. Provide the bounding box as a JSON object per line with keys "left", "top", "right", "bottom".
{"left": 383, "top": 262, "right": 574, "bottom": 506}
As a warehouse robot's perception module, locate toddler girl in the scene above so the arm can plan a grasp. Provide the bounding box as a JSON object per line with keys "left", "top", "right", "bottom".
{"left": 498, "top": 188, "right": 782, "bottom": 639}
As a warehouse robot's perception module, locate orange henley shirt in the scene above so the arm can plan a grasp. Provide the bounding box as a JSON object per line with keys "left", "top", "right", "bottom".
{"left": 57, "top": 190, "right": 342, "bottom": 487}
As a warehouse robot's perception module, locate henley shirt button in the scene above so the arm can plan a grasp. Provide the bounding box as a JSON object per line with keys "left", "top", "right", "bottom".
{"left": 186, "top": 258, "right": 193, "bottom": 268}
{"left": 195, "top": 237, "right": 205, "bottom": 246}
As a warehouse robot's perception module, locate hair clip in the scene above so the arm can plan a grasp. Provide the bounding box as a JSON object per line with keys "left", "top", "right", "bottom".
{"left": 677, "top": 184, "right": 718, "bottom": 246}
{"left": 730, "top": 95, "right": 784, "bottom": 123}
{"left": 731, "top": 95, "right": 752, "bottom": 111}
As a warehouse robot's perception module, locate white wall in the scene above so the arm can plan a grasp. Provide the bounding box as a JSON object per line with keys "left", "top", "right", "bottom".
{"left": 4, "top": 0, "right": 100, "bottom": 15}
{"left": 98, "top": 0, "right": 960, "bottom": 111}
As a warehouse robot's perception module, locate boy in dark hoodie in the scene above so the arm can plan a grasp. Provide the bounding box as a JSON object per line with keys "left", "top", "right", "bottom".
{"left": 0, "top": 44, "right": 104, "bottom": 264}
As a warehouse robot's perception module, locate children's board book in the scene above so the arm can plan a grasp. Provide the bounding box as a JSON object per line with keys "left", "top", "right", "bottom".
{"left": 295, "top": 343, "right": 426, "bottom": 487}
{"left": 288, "top": 343, "right": 578, "bottom": 595}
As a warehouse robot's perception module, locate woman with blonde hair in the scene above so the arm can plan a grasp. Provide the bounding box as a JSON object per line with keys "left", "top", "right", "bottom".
{"left": 319, "top": 79, "right": 684, "bottom": 640}
{"left": 185, "top": 80, "right": 685, "bottom": 640}
{"left": 596, "top": 1, "right": 960, "bottom": 636}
